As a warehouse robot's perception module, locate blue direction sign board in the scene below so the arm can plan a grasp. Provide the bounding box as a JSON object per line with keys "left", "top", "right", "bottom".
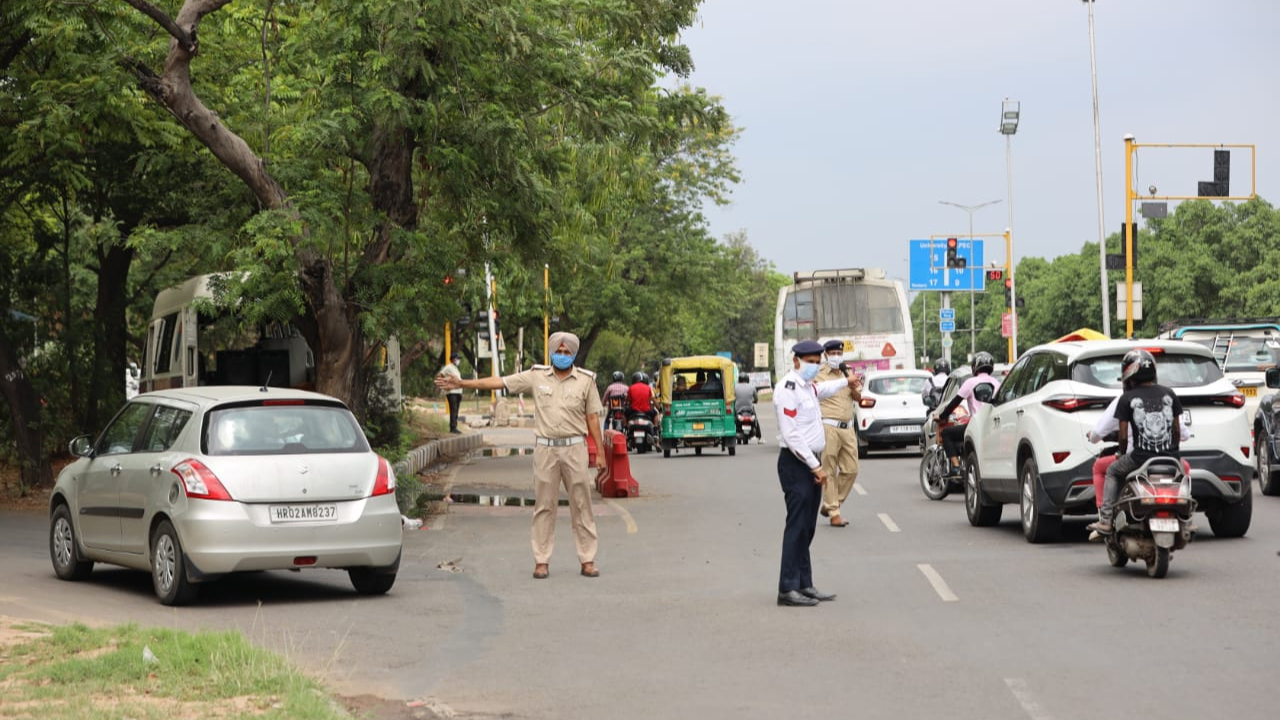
{"left": 909, "top": 239, "right": 985, "bottom": 291}
{"left": 939, "top": 320, "right": 956, "bottom": 333}
{"left": 939, "top": 308, "right": 956, "bottom": 321}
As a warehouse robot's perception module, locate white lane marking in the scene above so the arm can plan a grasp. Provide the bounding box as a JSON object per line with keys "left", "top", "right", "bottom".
{"left": 1004, "top": 678, "right": 1054, "bottom": 720}
{"left": 853, "top": 484, "right": 867, "bottom": 496}
{"left": 604, "top": 499, "right": 638, "bottom": 534}
{"left": 877, "top": 513, "right": 900, "bottom": 532}
{"left": 916, "top": 563, "right": 958, "bottom": 602}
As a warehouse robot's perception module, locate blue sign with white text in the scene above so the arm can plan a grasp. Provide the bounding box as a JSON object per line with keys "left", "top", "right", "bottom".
{"left": 939, "top": 308, "right": 956, "bottom": 321}
{"left": 909, "top": 239, "right": 985, "bottom": 291}
{"left": 939, "top": 320, "right": 956, "bottom": 333}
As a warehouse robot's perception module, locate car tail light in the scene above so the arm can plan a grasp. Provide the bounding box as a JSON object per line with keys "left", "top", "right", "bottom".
{"left": 725, "top": 400, "right": 733, "bottom": 415}
{"left": 1042, "top": 396, "right": 1110, "bottom": 412}
{"left": 261, "top": 399, "right": 306, "bottom": 406}
{"left": 859, "top": 398, "right": 876, "bottom": 408}
{"left": 1220, "top": 476, "right": 1242, "bottom": 485}
{"left": 294, "top": 556, "right": 317, "bottom": 566}
{"left": 172, "top": 459, "right": 233, "bottom": 501}
{"left": 1241, "top": 446, "right": 1250, "bottom": 458}
{"left": 1205, "top": 394, "right": 1246, "bottom": 408}
{"left": 372, "top": 457, "right": 396, "bottom": 496}
{"left": 1051, "top": 452, "right": 1070, "bottom": 464}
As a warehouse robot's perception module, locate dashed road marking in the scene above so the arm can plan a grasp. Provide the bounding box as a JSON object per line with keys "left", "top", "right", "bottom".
{"left": 1004, "top": 678, "right": 1054, "bottom": 720}
{"left": 877, "top": 513, "right": 900, "bottom": 532}
{"left": 853, "top": 484, "right": 867, "bottom": 496}
{"left": 916, "top": 563, "right": 958, "bottom": 602}
{"left": 605, "top": 499, "right": 638, "bottom": 534}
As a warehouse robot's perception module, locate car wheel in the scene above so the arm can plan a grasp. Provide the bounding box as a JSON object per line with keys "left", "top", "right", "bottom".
{"left": 151, "top": 520, "right": 198, "bottom": 606}
{"left": 1145, "top": 546, "right": 1170, "bottom": 579}
{"left": 1206, "top": 482, "right": 1252, "bottom": 538}
{"left": 1257, "top": 436, "right": 1280, "bottom": 496}
{"left": 1020, "top": 457, "right": 1061, "bottom": 543}
{"left": 50, "top": 504, "right": 93, "bottom": 581}
{"left": 964, "top": 452, "right": 1003, "bottom": 527}
{"left": 350, "top": 555, "right": 399, "bottom": 595}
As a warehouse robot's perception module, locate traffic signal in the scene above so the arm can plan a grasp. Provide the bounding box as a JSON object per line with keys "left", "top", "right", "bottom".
{"left": 1004, "top": 276, "right": 1013, "bottom": 308}
{"left": 986, "top": 269, "right": 1004, "bottom": 282}
{"left": 1197, "top": 149, "right": 1230, "bottom": 197}
{"left": 1120, "top": 222, "right": 1138, "bottom": 268}
{"left": 945, "top": 238, "right": 966, "bottom": 269}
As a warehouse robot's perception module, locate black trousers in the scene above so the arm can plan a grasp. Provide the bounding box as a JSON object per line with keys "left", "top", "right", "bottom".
{"left": 777, "top": 449, "right": 823, "bottom": 593}
{"left": 446, "top": 393, "right": 461, "bottom": 431}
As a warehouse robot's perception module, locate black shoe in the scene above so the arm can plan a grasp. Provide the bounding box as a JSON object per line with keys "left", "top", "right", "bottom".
{"left": 777, "top": 590, "right": 819, "bottom": 607}
{"left": 799, "top": 587, "right": 836, "bottom": 602}
{"left": 449, "top": 429, "right": 462, "bottom": 434}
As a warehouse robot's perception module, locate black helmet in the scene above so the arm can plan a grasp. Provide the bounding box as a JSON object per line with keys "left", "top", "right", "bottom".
{"left": 1121, "top": 348, "right": 1157, "bottom": 384}
{"left": 612, "top": 371, "right": 625, "bottom": 383}
{"left": 632, "top": 372, "right": 646, "bottom": 384}
{"left": 973, "top": 351, "right": 995, "bottom": 376}
{"left": 934, "top": 359, "right": 952, "bottom": 376}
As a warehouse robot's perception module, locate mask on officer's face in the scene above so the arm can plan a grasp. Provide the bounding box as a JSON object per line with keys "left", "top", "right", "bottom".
{"left": 825, "top": 354, "right": 844, "bottom": 369}
{"left": 798, "top": 361, "right": 821, "bottom": 382}
{"left": 551, "top": 353, "right": 575, "bottom": 370}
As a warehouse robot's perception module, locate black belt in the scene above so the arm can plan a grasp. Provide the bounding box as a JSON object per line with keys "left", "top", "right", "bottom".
{"left": 822, "top": 419, "right": 850, "bottom": 429}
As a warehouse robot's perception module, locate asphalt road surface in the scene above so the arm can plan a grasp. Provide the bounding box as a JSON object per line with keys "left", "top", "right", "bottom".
{"left": 2, "top": 405, "right": 1278, "bottom": 720}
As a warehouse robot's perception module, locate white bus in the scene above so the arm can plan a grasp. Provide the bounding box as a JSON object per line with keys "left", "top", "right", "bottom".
{"left": 773, "top": 268, "right": 915, "bottom": 382}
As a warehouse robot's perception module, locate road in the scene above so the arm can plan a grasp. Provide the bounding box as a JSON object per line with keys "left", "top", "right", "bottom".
{"left": 2, "top": 406, "right": 1278, "bottom": 720}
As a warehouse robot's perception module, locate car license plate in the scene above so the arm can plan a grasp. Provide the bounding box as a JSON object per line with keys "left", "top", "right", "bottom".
{"left": 1148, "top": 517, "right": 1180, "bottom": 533}
{"left": 270, "top": 504, "right": 338, "bottom": 523}
{"left": 890, "top": 425, "right": 921, "bottom": 434}
{"left": 692, "top": 423, "right": 705, "bottom": 430}
{"left": 1241, "top": 386, "right": 1257, "bottom": 397}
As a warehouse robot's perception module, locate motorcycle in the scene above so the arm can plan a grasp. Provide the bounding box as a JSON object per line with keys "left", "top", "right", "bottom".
{"left": 1101, "top": 456, "right": 1197, "bottom": 578}
{"left": 627, "top": 412, "right": 659, "bottom": 454}
{"left": 604, "top": 396, "right": 628, "bottom": 433}
{"left": 736, "top": 408, "right": 761, "bottom": 445}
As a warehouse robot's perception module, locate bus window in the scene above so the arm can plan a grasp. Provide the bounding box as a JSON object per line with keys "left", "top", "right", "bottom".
{"left": 154, "top": 313, "right": 178, "bottom": 374}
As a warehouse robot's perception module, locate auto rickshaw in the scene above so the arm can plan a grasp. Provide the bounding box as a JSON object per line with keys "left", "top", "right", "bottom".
{"left": 657, "top": 355, "right": 737, "bottom": 458}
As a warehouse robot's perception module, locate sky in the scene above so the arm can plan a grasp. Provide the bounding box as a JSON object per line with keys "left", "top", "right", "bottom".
{"left": 676, "top": 0, "right": 1279, "bottom": 290}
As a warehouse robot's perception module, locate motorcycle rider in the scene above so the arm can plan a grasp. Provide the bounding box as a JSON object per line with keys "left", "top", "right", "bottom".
{"left": 935, "top": 352, "right": 1000, "bottom": 477}
{"left": 922, "top": 358, "right": 951, "bottom": 406}
{"left": 602, "top": 371, "right": 630, "bottom": 431}
{"left": 627, "top": 371, "right": 657, "bottom": 423}
{"left": 1088, "top": 348, "right": 1184, "bottom": 536}
{"left": 734, "top": 374, "right": 762, "bottom": 442}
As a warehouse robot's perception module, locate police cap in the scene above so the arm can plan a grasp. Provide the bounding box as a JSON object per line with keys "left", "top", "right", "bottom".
{"left": 823, "top": 339, "right": 844, "bottom": 352}
{"left": 792, "top": 340, "right": 824, "bottom": 357}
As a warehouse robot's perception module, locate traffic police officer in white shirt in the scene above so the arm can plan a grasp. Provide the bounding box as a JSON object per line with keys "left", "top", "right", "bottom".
{"left": 773, "top": 340, "right": 864, "bottom": 607}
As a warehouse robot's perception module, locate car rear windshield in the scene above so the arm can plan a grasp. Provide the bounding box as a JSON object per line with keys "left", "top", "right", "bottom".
{"left": 869, "top": 376, "right": 930, "bottom": 395}
{"left": 1071, "top": 353, "right": 1224, "bottom": 389}
{"left": 205, "top": 403, "right": 371, "bottom": 455}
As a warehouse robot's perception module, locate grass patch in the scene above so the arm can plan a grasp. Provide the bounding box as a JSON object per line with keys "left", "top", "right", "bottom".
{"left": 0, "top": 621, "right": 353, "bottom": 720}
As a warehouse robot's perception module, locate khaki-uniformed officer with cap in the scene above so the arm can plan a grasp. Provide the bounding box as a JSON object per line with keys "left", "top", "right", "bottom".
{"left": 816, "top": 339, "right": 862, "bottom": 527}
{"left": 773, "top": 339, "right": 863, "bottom": 607}
{"left": 436, "top": 331, "right": 606, "bottom": 579}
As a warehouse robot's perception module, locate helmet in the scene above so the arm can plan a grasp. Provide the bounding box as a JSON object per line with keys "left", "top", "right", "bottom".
{"left": 632, "top": 372, "right": 646, "bottom": 384}
{"left": 612, "top": 371, "right": 625, "bottom": 383}
{"left": 1120, "top": 348, "right": 1157, "bottom": 384}
{"left": 933, "top": 359, "right": 952, "bottom": 376}
{"left": 972, "top": 351, "right": 995, "bottom": 376}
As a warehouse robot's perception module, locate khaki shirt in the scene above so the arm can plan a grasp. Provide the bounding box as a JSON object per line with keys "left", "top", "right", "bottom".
{"left": 816, "top": 365, "right": 856, "bottom": 421}
{"left": 503, "top": 365, "right": 603, "bottom": 438}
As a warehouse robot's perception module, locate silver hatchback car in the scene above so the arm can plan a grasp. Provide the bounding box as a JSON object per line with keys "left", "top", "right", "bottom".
{"left": 49, "top": 387, "right": 403, "bottom": 605}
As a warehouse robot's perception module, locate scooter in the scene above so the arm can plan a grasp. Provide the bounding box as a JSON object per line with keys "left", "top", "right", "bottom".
{"left": 627, "top": 412, "right": 658, "bottom": 454}
{"left": 736, "top": 408, "right": 761, "bottom": 445}
{"left": 1102, "top": 456, "right": 1197, "bottom": 578}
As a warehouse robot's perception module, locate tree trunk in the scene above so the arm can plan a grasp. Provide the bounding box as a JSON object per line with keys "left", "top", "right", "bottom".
{"left": 86, "top": 243, "right": 135, "bottom": 430}
{"left": 0, "top": 323, "right": 51, "bottom": 491}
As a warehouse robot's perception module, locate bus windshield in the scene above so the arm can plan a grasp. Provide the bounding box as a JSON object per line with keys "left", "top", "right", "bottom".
{"left": 781, "top": 283, "right": 904, "bottom": 340}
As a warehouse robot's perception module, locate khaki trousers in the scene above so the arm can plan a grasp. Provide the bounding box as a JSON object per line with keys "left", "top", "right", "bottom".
{"left": 820, "top": 424, "right": 859, "bottom": 516}
{"left": 531, "top": 444, "right": 598, "bottom": 564}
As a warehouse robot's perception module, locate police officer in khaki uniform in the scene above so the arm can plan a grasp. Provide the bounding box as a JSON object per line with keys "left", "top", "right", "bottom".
{"left": 436, "top": 331, "right": 606, "bottom": 579}
{"left": 816, "top": 339, "right": 863, "bottom": 527}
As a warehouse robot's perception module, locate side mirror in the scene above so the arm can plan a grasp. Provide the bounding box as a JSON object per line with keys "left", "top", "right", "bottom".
{"left": 1267, "top": 367, "right": 1280, "bottom": 389}
{"left": 68, "top": 434, "right": 94, "bottom": 458}
{"left": 973, "top": 382, "right": 995, "bottom": 403}
{"left": 923, "top": 394, "right": 938, "bottom": 410}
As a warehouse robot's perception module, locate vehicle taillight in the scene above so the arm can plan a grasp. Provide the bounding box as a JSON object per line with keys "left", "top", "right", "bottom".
{"left": 1042, "top": 396, "right": 1109, "bottom": 412}
{"left": 725, "top": 400, "right": 733, "bottom": 415}
{"left": 1051, "top": 452, "right": 1070, "bottom": 464}
{"left": 171, "top": 459, "right": 233, "bottom": 501}
{"left": 1241, "top": 446, "right": 1250, "bottom": 458}
{"left": 1209, "top": 394, "right": 1246, "bottom": 408}
{"left": 859, "top": 398, "right": 876, "bottom": 408}
{"left": 372, "top": 457, "right": 396, "bottom": 497}
{"left": 261, "top": 399, "right": 306, "bottom": 406}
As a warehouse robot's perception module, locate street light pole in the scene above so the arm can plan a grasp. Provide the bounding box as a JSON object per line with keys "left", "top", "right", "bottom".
{"left": 999, "top": 98, "right": 1021, "bottom": 362}
{"left": 1083, "top": 0, "right": 1111, "bottom": 337}
{"left": 939, "top": 199, "right": 1002, "bottom": 359}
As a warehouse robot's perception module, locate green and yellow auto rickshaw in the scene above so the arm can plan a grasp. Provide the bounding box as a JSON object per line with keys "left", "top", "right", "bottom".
{"left": 657, "top": 355, "right": 737, "bottom": 458}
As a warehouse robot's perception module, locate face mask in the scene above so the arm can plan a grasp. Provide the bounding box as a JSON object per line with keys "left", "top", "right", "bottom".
{"left": 826, "top": 354, "right": 844, "bottom": 369}
{"left": 551, "top": 353, "right": 576, "bottom": 370}
{"left": 798, "top": 361, "right": 821, "bottom": 382}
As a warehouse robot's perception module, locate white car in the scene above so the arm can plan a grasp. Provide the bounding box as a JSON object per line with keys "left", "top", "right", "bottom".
{"left": 854, "top": 369, "right": 934, "bottom": 456}
{"left": 962, "top": 340, "right": 1253, "bottom": 542}
{"left": 49, "top": 387, "right": 403, "bottom": 605}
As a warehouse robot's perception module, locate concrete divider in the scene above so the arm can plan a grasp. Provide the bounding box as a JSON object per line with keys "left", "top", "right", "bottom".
{"left": 393, "top": 433, "right": 484, "bottom": 480}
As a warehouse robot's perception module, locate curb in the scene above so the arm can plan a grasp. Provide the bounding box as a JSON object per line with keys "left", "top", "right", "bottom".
{"left": 478, "top": 447, "right": 535, "bottom": 457}
{"left": 393, "top": 434, "right": 485, "bottom": 480}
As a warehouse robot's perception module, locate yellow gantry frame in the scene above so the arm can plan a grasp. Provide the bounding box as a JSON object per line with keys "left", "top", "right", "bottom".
{"left": 1122, "top": 141, "right": 1258, "bottom": 338}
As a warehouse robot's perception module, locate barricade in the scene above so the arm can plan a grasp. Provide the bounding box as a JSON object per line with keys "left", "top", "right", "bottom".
{"left": 590, "top": 429, "right": 639, "bottom": 498}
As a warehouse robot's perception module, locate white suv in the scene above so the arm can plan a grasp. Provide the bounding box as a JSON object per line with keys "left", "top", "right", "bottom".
{"left": 962, "top": 340, "right": 1254, "bottom": 542}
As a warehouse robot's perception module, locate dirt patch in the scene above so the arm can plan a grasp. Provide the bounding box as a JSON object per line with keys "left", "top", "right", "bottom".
{"left": 338, "top": 694, "right": 457, "bottom": 719}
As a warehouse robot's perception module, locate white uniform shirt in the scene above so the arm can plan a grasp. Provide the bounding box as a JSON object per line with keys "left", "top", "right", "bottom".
{"left": 774, "top": 369, "right": 852, "bottom": 470}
